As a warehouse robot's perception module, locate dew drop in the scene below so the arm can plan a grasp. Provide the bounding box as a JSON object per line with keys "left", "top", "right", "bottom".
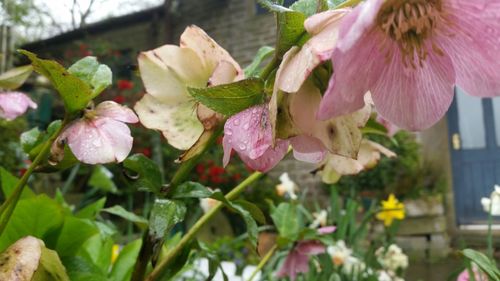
{"left": 238, "top": 144, "right": 247, "bottom": 150}
{"left": 243, "top": 123, "right": 249, "bottom": 130}
{"left": 233, "top": 119, "right": 240, "bottom": 126}
{"left": 226, "top": 129, "right": 233, "bottom": 136}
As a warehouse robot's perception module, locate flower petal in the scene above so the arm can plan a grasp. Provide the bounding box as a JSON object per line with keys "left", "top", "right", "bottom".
{"left": 134, "top": 94, "right": 203, "bottom": 150}
{"left": 64, "top": 117, "right": 133, "bottom": 164}
{"left": 180, "top": 25, "right": 242, "bottom": 77}
{"left": 296, "top": 240, "right": 326, "bottom": 255}
{"left": 0, "top": 92, "right": 37, "bottom": 120}
{"left": 317, "top": 226, "right": 336, "bottom": 235}
{"left": 94, "top": 101, "right": 138, "bottom": 123}
{"left": 439, "top": 1, "right": 500, "bottom": 97}
{"left": 237, "top": 140, "right": 289, "bottom": 172}
{"left": 371, "top": 43, "right": 456, "bottom": 130}
{"left": 290, "top": 135, "right": 326, "bottom": 163}
{"left": 207, "top": 60, "right": 241, "bottom": 87}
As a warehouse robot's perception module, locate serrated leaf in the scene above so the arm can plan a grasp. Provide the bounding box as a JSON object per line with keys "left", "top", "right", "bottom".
{"left": 270, "top": 202, "right": 302, "bottom": 241}
{"left": 68, "top": 56, "right": 112, "bottom": 97}
{"left": 102, "top": 205, "right": 148, "bottom": 230}
{"left": 148, "top": 199, "right": 186, "bottom": 241}
{"left": 244, "top": 46, "right": 275, "bottom": 77}
{"left": 276, "top": 11, "right": 308, "bottom": 57}
{"left": 123, "top": 154, "right": 162, "bottom": 194}
{"left": 188, "top": 78, "right": 265, "bottom": 116}
{"left": 19, "top": 50, "right": 109, "bottom": 113}
{"left": 170, "top": 181, "right": 213, "bottom": 199}
{"left": 234, "top": 199, "right": 266, "bottom": 224}
{"left": 290, "top": 0, "right": 328, "bottom": 16}
{"left": 75, "top": 198, "right": 107, "bottom": 219}
{"left": 0, "top": 65, "right": 33, "bottom": 90}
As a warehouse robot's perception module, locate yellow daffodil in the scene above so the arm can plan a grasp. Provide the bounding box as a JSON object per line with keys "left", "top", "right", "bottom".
{"left": 376, "top": 194, "right": 405, "bottom": 226}
{"left": 111, "top": 244, "right": 121, "bottom": 264}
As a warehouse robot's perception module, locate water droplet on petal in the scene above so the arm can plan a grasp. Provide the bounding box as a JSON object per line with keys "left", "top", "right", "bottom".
{"left": 243, "top": 123, "right": 249, "bottom": 130}
{"left": 226, "top": 129, "right": 232, "bottom": 136}
{"left": 233, "top": 119, "right": 240, "bottom": 126}
{"left": 238, "top": 144, "right": 246, "bottom": 150}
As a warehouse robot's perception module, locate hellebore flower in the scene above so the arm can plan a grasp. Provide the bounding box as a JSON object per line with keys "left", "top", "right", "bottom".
{"left": 376, "top": 194, "right": 405, "bottom": 226}
{"left": 481, "top": 185, "right": 500, "bottom": 216}
{"left": 58, "top": 101, "right": 138, "bottom": 164}
{"left": 0, "top": 92, "right": 37, "bottom": 120}
{"left": 457, "top": 264, "right": 488, "bottom": 281}
{"left": 318, "top": 0, "right": 500, "bottom": 130}
{"left": 134, "top": 25, "right": 242, "bottom": 151}
{"left": 276, "top": 241, "right": 326, "bottom": 281}
{"left": 321, "top": 139, "right": 396, "bottom": 184}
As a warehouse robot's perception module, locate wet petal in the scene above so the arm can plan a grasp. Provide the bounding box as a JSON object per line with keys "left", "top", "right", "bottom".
{"left": 0, "top": 92, "right": 37, "bottom": 120}
{"left": 296, "top": 240, "right": 326, "bottom": 255}
{"left": 64, "top": 117, "right": 134, "bottom": 164}
{"left": 290, "top": 135, "right": 326, "bottom": 163}
{"left": 237, "top": 140, "right": 289, "bottom": 172}
{"left": 207, "top": 60, "right": 241, "bottom": 87}
{"left": 134, "top": 94, "right": 203, "bottom": 150}
{"left": 180, "top": 25, "right": 242, "bottom": 77}
{"left": 371, "top": 42, "right": 456, "bottom": 130}
{"left": 94, "top": 101, "right": 138, "bottom": 123}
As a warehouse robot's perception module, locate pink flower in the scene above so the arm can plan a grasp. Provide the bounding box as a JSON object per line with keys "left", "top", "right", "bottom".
{"left": 276, "top": 241, "right": 326, "bottom": 281}
{"left": 318, "top": 0, "right": 500, "bottom": 130}
{"left": 59, "top": 101, "right": 138, "bottom": 164}
{"left": 222, "top": 104, "right": 289, "bottom": 172}
{"left": 457, "top": 266, "right": 488, "bottom": 281}
{"left": 0, "top": 92, "right": 37, "bottom": 120}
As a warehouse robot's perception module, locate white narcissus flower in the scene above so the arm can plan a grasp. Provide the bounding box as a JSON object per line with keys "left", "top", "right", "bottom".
{"left": 0, "top": 92, "right": 37, "bottom": 120}
{"left": 375, "top": 244, "right": 409, "bottom": 272}
{"left": 275, "top": 172, "right": 298, "bottom": 200}
{"left": 327, "top": 240, "right": 366, "bottom": 276}
{"left": 134, "top": 25, "right": 242, "bottom": 151}
{"left": 310, "top": 210, "right": 328, "bottom": 228}
{"left": 57, "top": 101, "right": 138, "bottom": 164}
{"left": 481, "top": 185, "right": 500, "bottom": 216}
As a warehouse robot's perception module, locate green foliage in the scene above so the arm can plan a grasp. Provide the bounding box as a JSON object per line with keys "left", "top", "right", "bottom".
{"left": 109, "top": 239, "right": 142, "bottom": 281}
{"left": 188, "top": 78, "right": 266, "bottom": 116}
{"left": 0, "top": 65, "right": 33, "bottom": 90}
{"left": 0, "top": 167, "right": 34, "bottom": 199}
{"left": 244, "top": 46, "right": 275, "bottom": 77}
{"left": 462, "top": 249, "right": 500, "bottom": 280}
{"left": 102, "top": 205, "right": 148, "bottom": 230}
{"left": 171, "top": 182, "right": 213, "bottom": 199}
{"left": 290, "top": 0, "right": 329, "bottom": 16}
{"left": 271, "top": 202, "right": 303, "bottom": 243}
{"left": 67, "top": 56, "right": 112, "bottom": 97}
{"left": 123, "top": 153, "right": 163, "bottom": 195}
{"left": 89, "top": 165, "right": 119, "bottom": 194}
{"left": 148, "top": 199, "right": 186, "bottom": 241}
{"left": 276, "top": 11, "right": 308, "bottom": 57}
{"left": 0, "top": 118, "right": 27, "bottom": 172}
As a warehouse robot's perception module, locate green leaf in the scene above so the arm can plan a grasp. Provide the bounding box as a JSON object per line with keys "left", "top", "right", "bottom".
{"left": 19, "top": 50, "right": 103, "bottom": 113}
{"left": 75, "top": 197, "right": 107, "bottom": 219}
{"left": 149, "top": 199, "right": 186, "bottom": 241}
{"left": 256, "top": 0, "right": 291, "bottom": 12}
{"left": 244, "top": 46, "right": 275, "bottom": 77}
{"left": 210, "top": 192, "right": 259, "bottom": 247}
{"left": 170, "top": 181, "right": 213, "bottom": 199}
{"left": 88, "top": 165, "right": 119, "bottom": 194}
{"left": 0, "top": 167, "right": 34, "bottom": 199}
{"left": 270, "top": 202, "right": 302, "bottom": 242}
{"left": 234, "top": 199, "right": 266, "bottom": 224}
{"left": 55, "top": 217, "right": 98, "bottom": 257}
{"left": 20, "top": 127, "right": 42, "bottom": 154}
{"left": 0, "top": 195, "right": 65, "bottom": 252}
{"left": 32, "top": 246, "right": 71, "bottom": 281}
{"left": 102, "top": 205, "right": 148, "bottom": 230}
{"left": 68, "top": 56, "right": 112, "bottom": 97}
{"left": 109, "top": 239, "right": 142, "bottom": 281}
{"left": 123, "top": 154, "right": 162, "bottom": 194}
{"left": 0, "top": 65, "right": 32, "bottom": 90}
{"left": 276, "top": 11, "right": 307, "bottom": 57}
{"left": 188, "top": 78, "right": 265, "bottom": 116}
{"left": 462, "top": 249, "right": 500, "bottom": 280}
{"left": 290, "top": 0, "right": 328, "bottom": 17}
{"left": 63, "top": 256, "right": 108, "bottom": 281}
{"left": 78, "top": 234, "right": 113, "bottom": 274}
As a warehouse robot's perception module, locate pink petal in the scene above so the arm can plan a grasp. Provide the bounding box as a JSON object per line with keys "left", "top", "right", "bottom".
{"left": 439, "top": 1, "right": 500, "bottom": 97}
{"left": 179, "top": 25, "right": 242, "bottom": 78}
{"left": 95, "top": 101, "right": 138, "bottom": 123}
{"left": 207, "top": 60, "right": 240, "bottom": 87}
{"left": 64, "top": 117, "right": 134, "bottom": 164}
{"left": 376, "top": 116, "right": 399, "bottom": 136}
{"left": 371, "top": 41, "right": 456, "bottom": 130}
{"left": 296, "top": 241, "right": 326, "bottom": 255}
{"left": 317, "top": 226, "right": 336, "bottom": 234}
{"left": 277, "top": 9, "right": 350, "bottom": 93}
{"left": 290, "top": 135, "right": 326, "bottom": 163}
{"left": 223, "top": 104, "right": 273, "bottom": 160}
{"left": 237, "top": 140, "right": 289, "bottom": 172}
{"left": 317, "top": 29, "right": 384, "bottom": 120}
{"left": 0, "top": 92, "right": 37, "bottom": 120}
{"left": 276, "top": 250, "right": 309, "bottom": 281}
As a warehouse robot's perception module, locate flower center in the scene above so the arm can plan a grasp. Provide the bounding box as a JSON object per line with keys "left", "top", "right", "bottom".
{"left": 377, "top": 0, "right": 443, "bottom": 67}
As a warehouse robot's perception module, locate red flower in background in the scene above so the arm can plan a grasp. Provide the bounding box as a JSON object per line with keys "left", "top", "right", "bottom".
{"left": 118, "top": 79, "right": 134, "bottom": 90}
{"left": 142, "top": 147, "right": 152, "bottom": 158}
{"left": 113, "top": 95, "right": 126, "bottom": 104}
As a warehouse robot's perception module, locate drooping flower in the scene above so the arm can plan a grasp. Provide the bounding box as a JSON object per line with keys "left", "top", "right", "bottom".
{"left": 276, "top": 172, "right": 298, "bottom": 200}
{"left": 0, "top": 92, "right": 37, "bottom": 120}
{"left": 376, "top": 194, "right": 405, "bottom": 226}
{"left": 375, "top": 244, "right": 409, "bottom": 272}
{"left": 276, "top": 241, "right": 326, "bottom": 281}
{"left": 134, "top": 25, "right": 242, "bottom": 151}
{"left": 318, "top": 0, "right": 500, "bottom": 130}
{"left": 480, "top": 185, "right": 500, "bottom": 216}
{"left": 321, "top": 139, "right": 396, "bottom": 184}
{"left": 57, "top": 101, "right": 138, "bottom": 164}
{"left": 457, "top": 264, "right": 488, "bottom": 281}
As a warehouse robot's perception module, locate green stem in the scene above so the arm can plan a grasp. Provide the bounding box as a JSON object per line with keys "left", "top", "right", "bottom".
{"left": 259, "top": 56, "right": 278, "bottom": 80}
{"left": 247, "top": 245, "right": 277, "bottom": 281}
{"left": 335, "top": 0, "right": 362, "bottom": 9}
{"left": 487, "top": 202, "right": 493, "bottom": 259}
{"left": 0, "top": 119, "right": 67, "bottom": 235}
{"left": 145, "top": 171, "right": 263, "bottom": 281}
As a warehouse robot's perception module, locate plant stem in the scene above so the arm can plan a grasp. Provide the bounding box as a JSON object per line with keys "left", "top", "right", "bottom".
{"left": 247, "top": 244, "right": 277, "bottom": 281}
{"left": 335, "top": 0, "right": 363, "bottom": 9}
{"left": 0, "top": 119, "right": 67, "bottom": 235}
{"left": 145, "top": 171, "right": 263, "bottom": 281}
{"left": 487, "top": 202, "right": 493, "bottom": 259}
{"left": 259, "top": 56, "right": 278, "bottom": 80}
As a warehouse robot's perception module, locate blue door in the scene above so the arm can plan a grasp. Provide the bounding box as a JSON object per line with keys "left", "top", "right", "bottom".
{"left": 448, "top": 88, "right": 500, "bottom": 225}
